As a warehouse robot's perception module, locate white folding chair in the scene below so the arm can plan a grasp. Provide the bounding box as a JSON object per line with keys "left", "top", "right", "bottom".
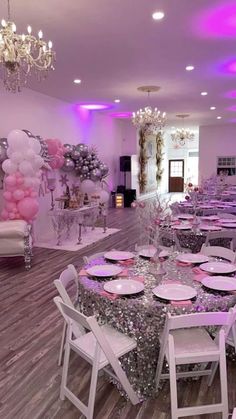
{"left": 83, "top": 252, "right": 104, "bottom": 264}
{"left": 233, "top": 407, "right": 236, "bottom": 418}
{"left": 155, "top": 309, "right": 236, "bottom": 419}
{"left": 54, "top": 264, "right": 83, "bottom": 366}
{"left": 200, "top": 243, "right": 236, "bottom": 263}
{"left": 204, "top": 230, "right": 236, "bottom": 251}
{"left": 54, "top": 297, "right": 139, "bottom": 419}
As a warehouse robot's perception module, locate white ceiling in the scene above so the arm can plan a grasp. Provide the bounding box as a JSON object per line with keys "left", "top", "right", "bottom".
{"left": 2, "top": 0, "right": 236, "bottom": 126}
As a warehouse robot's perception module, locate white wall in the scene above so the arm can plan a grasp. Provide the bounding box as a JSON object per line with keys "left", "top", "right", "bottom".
{"left": 0, "top": 87, "right": 122, "bottom": 240}
{"left": 199, "top": 124, "right": 236, "bottom": 185}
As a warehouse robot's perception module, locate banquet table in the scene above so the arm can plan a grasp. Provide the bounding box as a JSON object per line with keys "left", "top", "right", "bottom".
{"left": 77, "top": 254, "right": 236, "bottom": 398}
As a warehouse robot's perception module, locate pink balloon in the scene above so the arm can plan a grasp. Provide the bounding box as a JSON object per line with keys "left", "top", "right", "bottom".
{"left": 46, "top": 139, "right": 58, "bottom": 155}
{"left": 17, "top": 197, "right": 39, "bottom": 220}
{"left": 30, "top": 191, "right": 38, "bottom": 198}
{"left": 15, "top": 171, "right": 22, "bottom": 178}
{"left": 1, "top": 209, "right": 9, "bottom": 220}
{"left": 24, "top": 190, "right": 30, "bottom": 197}
{"left": 13, "top": 189, "right": 25, "bottom": 201}
{"left": 6, "top": 202, "right": 17, "bottom": 211}
{"left": 3, "top": 191, "right": 12, "bottom": 201}
{"left": 9, "top": 212, "right": 15, "bottom": 219}
{"left": 16, "top": 177, "right": 24, "bottom": 186}
{"left": 5, "top": 175, "right": 17, "bottom": 187}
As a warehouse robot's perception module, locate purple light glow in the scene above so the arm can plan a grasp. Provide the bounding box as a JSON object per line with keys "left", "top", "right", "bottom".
{"left": 110, "top": 112, "right": 132, "bottom": 119}
{"left": 227, "top": 105, "right": 236, "bottom": 112}
{"left": 79, "top": 103, "right": 112, "bottom": 110}
{"left": 229, "top": 118, "right": 236, "bottom": 123}
{"left": 225, "top": 90, "right": 236, "bottom": 98}
{"left": 219, "top": 58, "right": 236, "bottom": 75}
{"left": 194, "top": 1, "right": 236, "bottom": 38}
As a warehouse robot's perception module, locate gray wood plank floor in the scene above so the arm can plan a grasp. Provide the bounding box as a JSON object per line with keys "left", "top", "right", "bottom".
{"left": 0, "top": 208, "right": 235, "bottom": 419}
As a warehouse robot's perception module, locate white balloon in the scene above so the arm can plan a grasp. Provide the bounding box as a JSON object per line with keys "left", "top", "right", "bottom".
{"left": 99, "top": 190, "right": 110, "bottom": 203}
{"left": 32, "top": 155, "right": 44, "bottom": 170}
{"left": 29, "top": 137, "right": 41, "bottom": 154}
{"left": 24, "top": 149, "right": 36, "bottom": 161}
{"left": 24, "top": 177, "right": 34, "bottom": 188}
{"left": 80, "top": 179, "right": 96, "bottom": 194}
{"left": 10, "top": 151, "right": 24, "bottom": 164}
{"left": 7, "top": 130, "right": 29, "bottom": 151}
{"left": 19, "top": 161, "right": 34, "bottom": 176}
{"left": 2, "top": 159, "right": 17, "bottom": 174}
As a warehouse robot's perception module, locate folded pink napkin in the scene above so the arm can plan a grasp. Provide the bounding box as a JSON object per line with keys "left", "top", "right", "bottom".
{"left": 192, "top": 267, "right": 209, "bottom": 283}
{"left": 119, "top": 259, "right": 135, "bottom": 266}
{"left": 176, "top": 261, "right": 192, "bottom": 267}
{"left": 173, "top": 220, "right": 181, "bottom": 225}
{"left": 100, "top": 290, "right": 119, "bottom": 300}
{"left": 78, "top": 269, "right": 87, "bottom": 276}
{"left": 118, "top": 269, "right": 129, "bottom": 277}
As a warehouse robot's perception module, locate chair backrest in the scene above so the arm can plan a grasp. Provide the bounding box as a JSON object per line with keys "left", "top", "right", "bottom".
{"left": 160, "top": 308, "right": 236, "bottom": 354}
{"left": 200, "top": 244, "right": 236, "bottom": 262}
{"left": 83, "top": 252, "right": 104, "bottom": 264}
{"left": 53, "top": 297, "right": 128, "bottom": 369}
{"left": 54, "top": 264, "right": 78, "bottom": 307}
{"left": 204, "top": 230, "right": 236, "bottom": 251}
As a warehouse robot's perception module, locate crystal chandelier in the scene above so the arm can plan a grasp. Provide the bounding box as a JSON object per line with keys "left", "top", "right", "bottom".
{"left": 132, "top": 86, "right": 167, "bottom": 134}
{"left": 171, "top": 114, "right": 195, "bottom": 147}
{"left": 0, "top": 0, "right": 55, "bottom": 92}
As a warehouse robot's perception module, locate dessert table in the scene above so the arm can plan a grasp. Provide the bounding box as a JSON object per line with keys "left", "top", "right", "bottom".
{"left": 77, "top": 254, "right": 236, "bottom": 398}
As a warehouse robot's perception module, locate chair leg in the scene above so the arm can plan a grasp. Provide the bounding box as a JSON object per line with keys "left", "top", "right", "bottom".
{"left": 60, "top": 341, "right": 71, "bottom": 401}
{"left": 207, "top": 361, "right": 218, "bottom": 387}
{"left": 168, "top": 336, "right": 179, "bottom": 419}
{"left": 58, "top": 322, "right": 67, "bottom": 366}
{"left": 219, "top": 346, "right": 228, "bottom": 419}
{"left": 155, "top": 349, "right": 165, "bottom": 390}
{"left": 87, "top": 346, "right": 100, "bottom": 419}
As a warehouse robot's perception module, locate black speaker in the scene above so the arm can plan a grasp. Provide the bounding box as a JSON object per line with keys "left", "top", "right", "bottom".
{"left": 120, "top": 156, "right": 131, "bottom": 172}
{"left": 124, "top": 189, "right": 136, "bottom": 207}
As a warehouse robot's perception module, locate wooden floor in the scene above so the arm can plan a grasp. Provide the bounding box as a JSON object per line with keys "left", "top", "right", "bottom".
{"left": 0, "top": 208, "right": 235, "bottom": 419}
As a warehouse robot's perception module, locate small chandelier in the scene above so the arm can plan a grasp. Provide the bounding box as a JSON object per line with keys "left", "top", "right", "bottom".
{"left": 0, "top": 0, "right": 55, "bottom": 93}
{"left": 132, "top": 86, "right": 167, "bottom": 134}
{"left": 171, "top": 114, "right": 194, "bottom": 147}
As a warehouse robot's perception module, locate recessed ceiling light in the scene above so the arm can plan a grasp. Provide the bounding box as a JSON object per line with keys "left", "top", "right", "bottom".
{"left": 201, "top": 91, "right": 208, "bottom": 96}
{"left": 152, "top": 11, "right": 165, "bottom": 20}
{"left": 114, "top": 99, "right": 120, "bottom": 103}
{"left": 210, "top": 106, "right": 216, "bottom": 110}
{"left": 74, "top": 79, "right": 81, "bottom": 84}
{"left": 217, "top": 116, "right": 222, "bottom": 119}
{"left": 186, "top": 65, "right": 194, "bottom": 71}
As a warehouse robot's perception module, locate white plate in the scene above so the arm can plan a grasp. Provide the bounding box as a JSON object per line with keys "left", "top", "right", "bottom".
{"left": 138, "top": 247, "right": 169, "bottom": 259}
{"left": 200, "top": 205, "right": 214, "bottom": 209}
{"left": 86, "top": 264, "right": 123, "bottom": 277}
{"left": 199, "top": 261, "right": 236, "bottom": 274}
{"left": 152, "top": 283, "right": 197, "bottom": 301}
{"left": 104, "top": 279, "right": 144, "bottom": 295}
{"left": 104, "top": 251, "right": 135, "bottom": 261}
{"left": 220, "top": 223, "right": 236, "bottom": 229}
{"left": 176, "top": 253, "right": 209, "bottom": 264}
{"left": 171, "top": 224, "right": 192, "bottom": 230}
{"left": 199, "top": 225, "right": 222, "bottom": 231}
{"left": 178, "top": 214, "right": 194, "bottom": 220}
{"left": 201, "top": 215, "right": 219, "bottom": 221}
{"left": 202, "top": 276, "right": 236, "bottom": 291}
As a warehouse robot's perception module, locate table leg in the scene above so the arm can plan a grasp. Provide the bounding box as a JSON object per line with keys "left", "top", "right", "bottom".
{"left": 103, "top": 214, "right": 107, "bottom": 233}
{"left": 77, "top": 223, "right": 82, "bottom": 244}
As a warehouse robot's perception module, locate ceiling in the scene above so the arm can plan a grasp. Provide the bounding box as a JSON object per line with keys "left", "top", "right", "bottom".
{"left": 2, "top": 0, "right": 236, "bottom": 126}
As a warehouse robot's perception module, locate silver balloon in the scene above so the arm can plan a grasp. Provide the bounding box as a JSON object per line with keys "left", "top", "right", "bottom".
{"left": 64, "top": 144, "right": 74, "bottom": 157}
{"left": 89, "top": 164, "right": 94, "bottom": 170}
{"left": 0, "top": 138, "right": 8, "bottom": 149}
{"left": 0, "top": 145, "right": 7, "bottom": 163}
{"left": 100, "top": 163, "right": 109, "bottom": 177}
{"left": 86, "top": 154, "right": 92, "bottom": 162}
{"left": 81, "top": 165, "right": 89, "bottom": 174}
{"left": 77, "top": 143, "right": 89, "bottom": 158}
{"left": 62, "top": 157, "right": 75, "bottom": 172}
{"left": 93, "top": 159, "right": 99, "bottom": 168}
{"left": 22, "top": 129, "right": 35, "bottom": 138}
{"left": 71, "top": 149, "right": 81, "bottom": 160}
{"left": 90, "top": 168, "right": 102, "bottom": 181}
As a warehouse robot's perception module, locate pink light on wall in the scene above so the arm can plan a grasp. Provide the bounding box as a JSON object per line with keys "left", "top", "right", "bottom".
{"left": 229, "top": 118, "right": 236, "bottom": 123}
{"left": 225, "top": 90, "right": 236, "bottom": 99}
{"left": 218, "top": 58, "right": 236, "bottom": 75}
{"left": 79, "top": 103, "right": 112, "bottom": 110}
{"left": 110, "top": 112, "right": 132, "bottom": 119}
{"left": 194, "top": 1, "right": 236, "bottom": 38}
{"left": 227, "top": 105, "right": 236, "bottom": 111}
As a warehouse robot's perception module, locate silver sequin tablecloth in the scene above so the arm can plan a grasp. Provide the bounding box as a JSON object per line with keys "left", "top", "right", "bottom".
{"left": 77, "top": 256, "right": 236, "bottom": 398}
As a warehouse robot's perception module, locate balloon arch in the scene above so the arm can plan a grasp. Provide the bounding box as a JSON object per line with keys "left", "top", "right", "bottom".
{"left": 0, "top": 130, "right": 110, "bottom": 223}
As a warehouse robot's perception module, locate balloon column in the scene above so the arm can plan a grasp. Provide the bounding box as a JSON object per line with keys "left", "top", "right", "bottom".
{"left": 1, "top": 130, "right": 44, "bottom": 222}
{"left": 61, "top": 143, "right": 109, "bottom": 181}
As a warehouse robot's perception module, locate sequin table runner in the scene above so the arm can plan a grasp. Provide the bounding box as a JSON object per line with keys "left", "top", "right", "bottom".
{"left": 77, "top": 256, "right": 236, "bottom": 398}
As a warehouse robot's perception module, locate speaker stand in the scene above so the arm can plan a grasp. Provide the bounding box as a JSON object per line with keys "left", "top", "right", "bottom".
{"left": 124, "top": 171, "right": 127, "bottom": 190}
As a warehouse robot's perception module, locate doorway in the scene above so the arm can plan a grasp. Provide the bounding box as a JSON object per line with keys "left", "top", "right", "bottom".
{"left": 168, "top": 159, "right": 184, "bottom": 192}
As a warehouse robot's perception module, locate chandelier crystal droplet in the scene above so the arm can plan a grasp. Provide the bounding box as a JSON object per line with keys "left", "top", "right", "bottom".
{"left": 0, "top": 0, "right": 56, "bottom": 92}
